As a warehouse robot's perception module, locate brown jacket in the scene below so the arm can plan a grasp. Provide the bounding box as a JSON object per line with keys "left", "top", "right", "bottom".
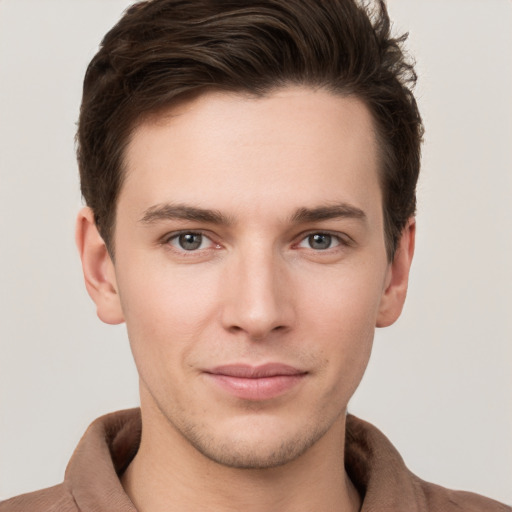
{"left": 1, "top": 409, "right": 509, "bottom": 511}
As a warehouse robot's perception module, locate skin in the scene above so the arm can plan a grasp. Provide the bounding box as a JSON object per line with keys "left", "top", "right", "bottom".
{"left": 76, "top": 87, "right": 415, "bottom": 512}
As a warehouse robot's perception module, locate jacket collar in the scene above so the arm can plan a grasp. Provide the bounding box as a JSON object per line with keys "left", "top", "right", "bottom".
{"left": 64, "top": 408, "right": 421, "bottom": 511}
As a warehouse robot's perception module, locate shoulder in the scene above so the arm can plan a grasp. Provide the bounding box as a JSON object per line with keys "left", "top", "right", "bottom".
{"left": 345, "top": 414, "right": 511, "bottom": 511}
{"left": 414, "top": 478, "right": 512, "bottom": 512}
{"left": 0, "top": 484, "right": 77, "bottom": 512}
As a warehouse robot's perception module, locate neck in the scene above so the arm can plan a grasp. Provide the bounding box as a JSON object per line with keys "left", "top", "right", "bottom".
{"left": 121, "top": 400, "right": 360, "bottom": 512}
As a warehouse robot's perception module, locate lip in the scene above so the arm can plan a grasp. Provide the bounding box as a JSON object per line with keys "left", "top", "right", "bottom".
{"left": 204, "top": 363, "right": 307, "bottom": 401}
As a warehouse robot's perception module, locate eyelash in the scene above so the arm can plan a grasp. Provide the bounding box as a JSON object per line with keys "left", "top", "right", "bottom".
{"left": 294, "top": 231, "right": 352, "bottom": 251}
{"left": 161, "top": 230, "right": 352, "bottom": 255}
{"left": 162, "top": 230, "right": 220, "bottom": 254}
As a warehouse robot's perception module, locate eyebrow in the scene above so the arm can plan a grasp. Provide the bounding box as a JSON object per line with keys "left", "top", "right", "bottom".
{"left": 290, "top": 203, "right": 367, "bottom": 224}
{"left": 139, "top": 203, "right": 232, "bottom": 225}
{"left": 139, "top": 201, "right": 366, "bottom": 226}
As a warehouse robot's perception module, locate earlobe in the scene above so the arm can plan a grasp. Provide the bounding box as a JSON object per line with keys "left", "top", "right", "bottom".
{"left": 75, "top": 207, "right": 124, "bottom": 325}
{"left": 376, "top": 218, "right": 416, "bottom": 328}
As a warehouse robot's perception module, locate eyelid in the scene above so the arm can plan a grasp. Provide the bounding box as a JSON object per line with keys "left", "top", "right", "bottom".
{"left": 161, "top": 229, "right": 221, "bottom": 251}
{"left": 158, "top": 228, "right": 353, "bottom": 254}
{"left": 294, "top": 230, "right": 354, "bottom": 249}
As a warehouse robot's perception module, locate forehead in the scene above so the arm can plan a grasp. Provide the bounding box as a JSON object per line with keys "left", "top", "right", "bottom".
{"left": 120, "top": 87, "right": 381, "bottom": 225}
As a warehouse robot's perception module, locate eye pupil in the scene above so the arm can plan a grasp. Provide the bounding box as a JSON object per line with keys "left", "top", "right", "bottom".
{"left": 179, "top": 233, "right": 202, "bottom": 250}
{"left": 309, "top": 233, "right": 331, "bottom": 250}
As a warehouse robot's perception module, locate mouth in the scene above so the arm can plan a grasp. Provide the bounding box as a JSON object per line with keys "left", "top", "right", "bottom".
{"left": 203, "top": 363, "right": 308, "bottom": 401}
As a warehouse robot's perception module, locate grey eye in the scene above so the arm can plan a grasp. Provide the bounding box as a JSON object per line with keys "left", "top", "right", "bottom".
{"left": 308, "top": 233, "right": 333, "bottom": 250}
{"left": 178, "top": 233, "right": 203, "bottom": 250}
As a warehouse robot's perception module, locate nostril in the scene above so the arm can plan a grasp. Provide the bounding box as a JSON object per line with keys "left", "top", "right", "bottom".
{"left": 228, "top": 325, "right": 243, "bottom": 334}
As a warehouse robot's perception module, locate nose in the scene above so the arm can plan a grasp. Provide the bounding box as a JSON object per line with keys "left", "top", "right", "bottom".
{"left": 220, "top": 246, "right": 295, "bottom": 341}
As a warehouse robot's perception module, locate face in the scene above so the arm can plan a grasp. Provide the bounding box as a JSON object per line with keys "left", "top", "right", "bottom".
{"left": 79, "top": 87, "right": 413, "bottom": 469}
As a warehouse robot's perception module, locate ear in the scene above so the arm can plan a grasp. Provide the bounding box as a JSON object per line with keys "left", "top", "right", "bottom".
{"left": 376, "top": 218, "right": 416, "bottom": 328}
{"left": 75, "top": 207, "right": 124, "bottom": 325}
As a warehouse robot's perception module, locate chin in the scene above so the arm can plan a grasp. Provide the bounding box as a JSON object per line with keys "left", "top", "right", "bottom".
{"left": 180, "top": 417, "right": 334, "bottom": 470}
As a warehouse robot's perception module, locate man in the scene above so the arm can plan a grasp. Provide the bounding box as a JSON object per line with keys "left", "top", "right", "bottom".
{"left": 0, "top": 0, "right": 510, "bottom": 510}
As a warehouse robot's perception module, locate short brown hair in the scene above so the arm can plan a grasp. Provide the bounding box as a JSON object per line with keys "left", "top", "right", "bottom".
{"left": 77, "top": 0, "right": 423, "bottom": 259}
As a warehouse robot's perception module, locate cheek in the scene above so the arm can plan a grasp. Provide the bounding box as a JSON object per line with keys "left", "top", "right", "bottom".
{"left": 298, "top": 264, "right": 385, "bottom": 390}
{"left": 115, "top": 260, "right": 222, "bottom": 369}
{"left": 301, "top": 259, "right": 386, "bottom": 333}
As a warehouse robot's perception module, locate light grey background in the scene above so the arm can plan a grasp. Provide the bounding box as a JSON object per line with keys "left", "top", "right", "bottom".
{"left": 1, "top": 0, "right": 511, "bottom": 504}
